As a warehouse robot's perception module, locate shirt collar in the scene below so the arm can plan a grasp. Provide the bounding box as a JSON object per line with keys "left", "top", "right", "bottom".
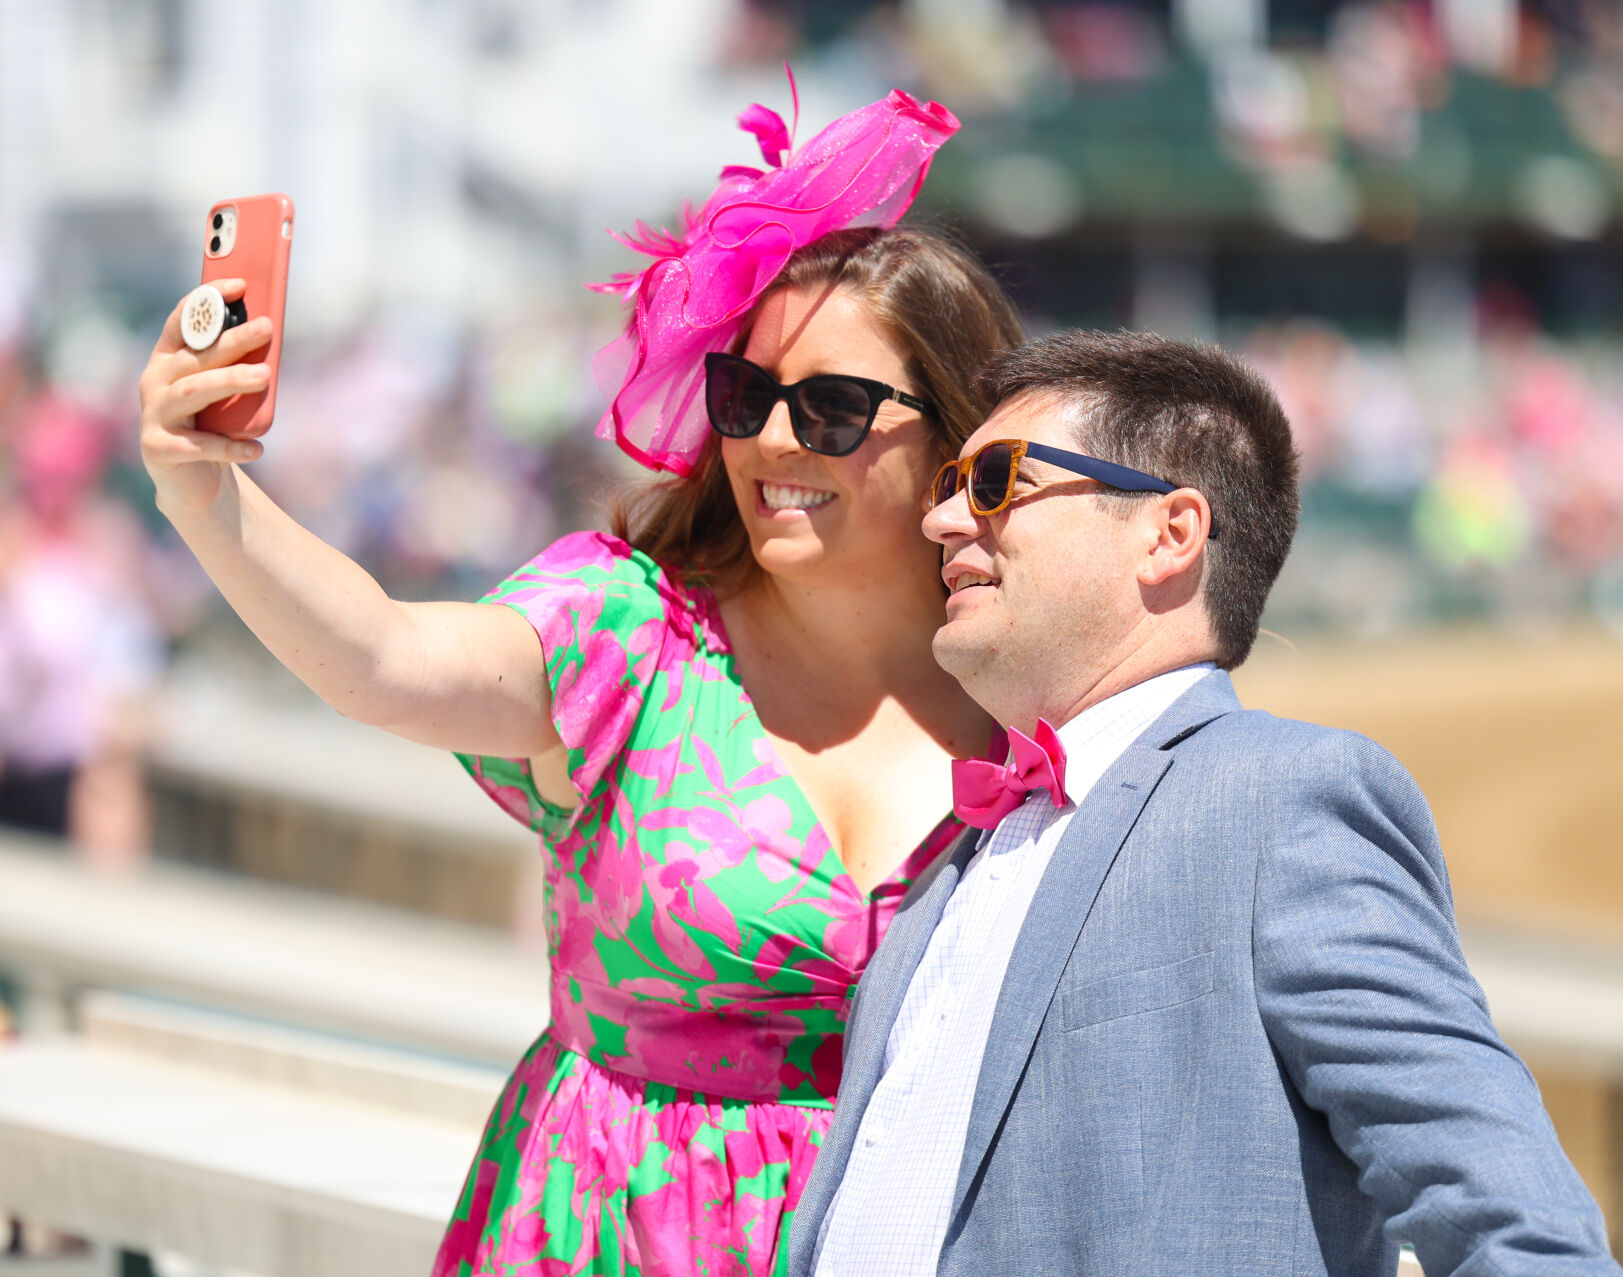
{"left": 974, "top": 663, "right": 1218, "bottom": 852}
{"left": 1052, "top": 662, "right": 1218, "bottom": 784}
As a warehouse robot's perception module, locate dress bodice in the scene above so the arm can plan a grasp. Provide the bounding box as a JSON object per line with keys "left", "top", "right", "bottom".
{"left": 458, "top": 531, "right": 959, "bottom": 1105}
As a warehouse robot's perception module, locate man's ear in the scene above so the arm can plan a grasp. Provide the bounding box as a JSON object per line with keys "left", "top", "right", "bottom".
{"left": 1138, "top": 489, "right": 1211, "bottom": 588}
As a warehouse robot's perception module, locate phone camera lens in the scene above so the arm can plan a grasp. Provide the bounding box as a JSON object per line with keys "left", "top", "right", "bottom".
{"left": 210, "top": 236, "right": 222, "bottom": 253}
{"left": 212, "top": 213, "right": 224, "bottom": 230}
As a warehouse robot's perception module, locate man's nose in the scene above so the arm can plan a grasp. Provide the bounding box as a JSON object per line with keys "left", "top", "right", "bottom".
{"left": 922, "top": 485, "right": 980, "bottom": 545}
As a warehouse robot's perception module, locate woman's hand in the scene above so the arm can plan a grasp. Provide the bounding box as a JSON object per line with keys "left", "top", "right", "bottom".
{"left": 137, "top": 279, "right": 273, "bottom": 516}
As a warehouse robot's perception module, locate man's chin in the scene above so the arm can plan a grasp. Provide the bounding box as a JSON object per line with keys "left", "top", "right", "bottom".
{"left": 931, "top": 619, "right": 988, "bottom": 685}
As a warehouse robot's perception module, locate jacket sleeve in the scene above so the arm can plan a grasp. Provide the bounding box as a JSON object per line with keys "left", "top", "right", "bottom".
{"left": 1252, "top": 730, "right": 1618, "bottom": 1276}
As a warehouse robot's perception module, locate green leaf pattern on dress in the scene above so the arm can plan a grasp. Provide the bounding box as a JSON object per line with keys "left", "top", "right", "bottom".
{"left": 432, "top": 532, "right": 959, "bottom": 1276}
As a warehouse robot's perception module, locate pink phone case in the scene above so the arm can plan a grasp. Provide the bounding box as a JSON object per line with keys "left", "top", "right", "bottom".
{"left": 196, "top": 193, "right": 294, "bottom": 438}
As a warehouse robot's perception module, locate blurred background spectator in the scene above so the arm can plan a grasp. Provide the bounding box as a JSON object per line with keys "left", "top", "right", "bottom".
{"left": 0, "top": 382, "right": 166, "bottom": 862}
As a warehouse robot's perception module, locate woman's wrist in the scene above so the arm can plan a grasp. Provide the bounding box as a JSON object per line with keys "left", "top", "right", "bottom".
{"left": 154, "top": 462, "right": 241, "bottom": 543}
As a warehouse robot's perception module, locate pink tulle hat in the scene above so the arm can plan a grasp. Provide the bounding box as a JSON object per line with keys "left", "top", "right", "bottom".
{"left": 589, "top": 70, "right": 960, "bottom": 476}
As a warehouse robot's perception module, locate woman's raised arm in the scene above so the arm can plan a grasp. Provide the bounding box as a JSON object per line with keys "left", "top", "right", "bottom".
{"left": 138, "top": 282, "right": 570, "bottom": 790}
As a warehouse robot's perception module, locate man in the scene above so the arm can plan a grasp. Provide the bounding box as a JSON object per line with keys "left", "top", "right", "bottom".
{"left": 789, "top": 331, "right": 1618, "bottom": 1276}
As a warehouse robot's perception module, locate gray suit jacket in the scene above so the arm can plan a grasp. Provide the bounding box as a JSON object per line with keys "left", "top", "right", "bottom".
{"left": 789, "top": 672, "right": 1617, "bottom": 1276}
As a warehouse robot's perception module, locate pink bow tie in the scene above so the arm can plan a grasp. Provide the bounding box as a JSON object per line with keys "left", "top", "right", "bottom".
{"left": 951, "top": 719, "right": 1070, "bottom": 830}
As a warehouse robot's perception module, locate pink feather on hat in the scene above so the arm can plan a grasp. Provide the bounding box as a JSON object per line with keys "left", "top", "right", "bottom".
{"left": 588, "top": 69, "right": 960, "bottom": 476}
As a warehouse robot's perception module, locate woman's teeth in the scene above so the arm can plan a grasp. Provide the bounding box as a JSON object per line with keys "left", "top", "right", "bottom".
{"left": 762, "top": 483, "right": 835, "bottom": 511}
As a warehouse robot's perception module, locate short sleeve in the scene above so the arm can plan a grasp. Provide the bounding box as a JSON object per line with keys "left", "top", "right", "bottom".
{"left": 454, "top": 530, "right": 687, "bottom": 843}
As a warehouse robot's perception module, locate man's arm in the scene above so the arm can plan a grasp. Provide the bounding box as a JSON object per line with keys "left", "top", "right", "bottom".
{"left": 1253, "top": 730, "right": 1617, "bottom": 1276}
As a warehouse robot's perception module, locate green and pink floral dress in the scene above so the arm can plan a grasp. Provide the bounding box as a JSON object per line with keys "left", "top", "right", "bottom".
{"left": 432, "top": 532, "right": 959, "bottom": 1277}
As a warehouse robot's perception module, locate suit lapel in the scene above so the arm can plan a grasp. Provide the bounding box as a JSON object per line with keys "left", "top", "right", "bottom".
{"left": 842, "top": 824, "right": 980, "bottom": 1100}
{"left": 789, "top": 825, "right": 980, "bottom": 1277}
{"left": 944, "top": 671, "right": 1242, "bottom": 1228}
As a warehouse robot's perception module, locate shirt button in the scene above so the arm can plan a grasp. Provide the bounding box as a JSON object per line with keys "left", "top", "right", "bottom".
{"left": 864, "top": 1124, "right": 884, "bottom": 1148}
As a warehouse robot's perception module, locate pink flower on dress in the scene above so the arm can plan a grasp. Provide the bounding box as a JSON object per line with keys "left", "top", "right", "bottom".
{"left": 617, "top": 976, "right": 688, "bottom": 1002}
{"left": 552, "top": 633, "right": 641, "bottom": 790}
{"left": 624, "top": 614, "right": 665, "bottom": 688}
{"left": 578, "top": 794, "right": 652, "bottom": 934}
{"left": 816, "top": 873, "right": 887, "bottom": 973}
{"left": 548, "top": 988, "right": 596, "bottom": 1061}
{"left": 687, "top": 793, "right": 794, "bottom": 880}
{"left": 657, "top": 860, "right": 743, "bottom": 953}
{"left": 552, "top": 900, "right": 608, "bottom": 987}
{"left": 623, "top": 740, "right": 695, "bottom": 802}
{"left": 432, "top": 1159, "right": 500, "bottom": 1277}
{"left": 647, "top": 893, "right": 718, "bottom": 982}
{"left": 522, "top": 578, "right": 602, "bottom": 662}
{"left": 750, "top": 932, "right": 806, "bottom": 985}
{"left": 730, "top": 736, "right": 788, "bottom": 793}
{"left": 480, "top": 772, "right": 542, "bottom": 828}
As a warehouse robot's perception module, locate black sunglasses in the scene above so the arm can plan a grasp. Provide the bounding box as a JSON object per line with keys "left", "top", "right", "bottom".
{"left": 704, "top": 352, "right": 936, "bottom": 457}
{"left": 930, "top": 437, "right": 1216, "bottom": 536}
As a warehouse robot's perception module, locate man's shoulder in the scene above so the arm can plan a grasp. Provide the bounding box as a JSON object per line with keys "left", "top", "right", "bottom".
{"left": 1179, "top": 702, "right": 1414, "bottom": 792}
{"left": 1156, "top": 704, "right": 1441, "bottom": 871}
{"left": 1187, "top": 699, "right": 1363, "bottom": 748}
{"left": 1144, "top": 670, "right": 1395, "bottom": 764}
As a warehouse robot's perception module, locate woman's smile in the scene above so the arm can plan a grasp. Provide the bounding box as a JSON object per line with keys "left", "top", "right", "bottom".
{"left": 758, "top": 480, "right": 838, "bottom": 515}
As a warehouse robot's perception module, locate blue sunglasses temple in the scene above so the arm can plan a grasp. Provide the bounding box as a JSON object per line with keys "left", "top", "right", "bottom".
{"left": 1022, "top": 441, "right": 1176, "bottom": 495}
{"left": 1014, "top": 441, "right": 1217, "bottom": 537}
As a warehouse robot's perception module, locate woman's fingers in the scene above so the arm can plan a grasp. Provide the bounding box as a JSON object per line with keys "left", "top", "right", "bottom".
{"left": 162, "top": 314, "right": 272, "bottom": 380}
{"left": 140, "top": 316, "right": 273, "bottom": 430}
{"left": 187, "top": 314, "right": 273, "bottom": 371}
{"left": 148, "top": 424, "right": 263, "bottom": 467}
{"left": 157, "top": 362, "right": 272, "bottom": 422}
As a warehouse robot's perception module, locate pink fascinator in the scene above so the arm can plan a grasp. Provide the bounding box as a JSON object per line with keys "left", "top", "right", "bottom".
{"left": 589, "top": 70, "right": 960, "bottom": 475}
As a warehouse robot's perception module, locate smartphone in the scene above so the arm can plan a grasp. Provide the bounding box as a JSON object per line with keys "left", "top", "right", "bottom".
{"left": 196, "top": 193, "right": 294, "bottom": 438}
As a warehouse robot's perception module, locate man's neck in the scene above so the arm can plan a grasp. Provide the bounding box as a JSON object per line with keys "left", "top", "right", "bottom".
{"left": 1000, "top": 630, "right": 1220, "bottom": 735}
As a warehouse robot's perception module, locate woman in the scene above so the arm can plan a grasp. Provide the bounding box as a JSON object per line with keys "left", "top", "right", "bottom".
{"left": 137, "top": 85, "right": 1022, "bottom": 1276}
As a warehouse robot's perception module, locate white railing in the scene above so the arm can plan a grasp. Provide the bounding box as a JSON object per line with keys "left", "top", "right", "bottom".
{"left": 0, "top": 834, "right": 549, "bottom": 1277}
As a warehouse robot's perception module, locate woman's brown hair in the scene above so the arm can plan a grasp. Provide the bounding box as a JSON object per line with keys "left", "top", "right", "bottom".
{"left": 609, "top": 225, "right": 1023, "bottom": 593}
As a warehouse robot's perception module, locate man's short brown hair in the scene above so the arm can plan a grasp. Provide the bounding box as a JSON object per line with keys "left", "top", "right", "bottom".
{"left": 979, "top": 330, "right": 1299, "bottom": 668}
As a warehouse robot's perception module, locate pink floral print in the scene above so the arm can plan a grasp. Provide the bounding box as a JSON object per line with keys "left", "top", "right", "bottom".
{"left": 433, "top": 533, "right": 959, "bottom": 1276}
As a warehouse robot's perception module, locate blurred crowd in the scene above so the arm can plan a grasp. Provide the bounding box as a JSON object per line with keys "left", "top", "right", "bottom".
{"left": 736, "top": 1, "right": 1623, "bottom": 143}
{"left": 1245, "top": 302, "right": 1623, "bottom": 634}
{"left": 5, "top": 0, "right": 1623, "bottom": 859}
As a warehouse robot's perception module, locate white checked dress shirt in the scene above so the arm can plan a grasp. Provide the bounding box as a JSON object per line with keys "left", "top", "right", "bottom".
{"left": 812, "top": 664, "right": 1216, "bottom": 1277}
